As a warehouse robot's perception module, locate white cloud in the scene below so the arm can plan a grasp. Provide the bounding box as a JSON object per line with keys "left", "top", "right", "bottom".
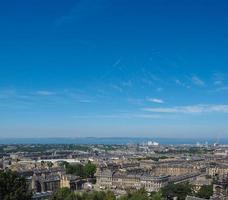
{"left": 143, "top": 104, "right": 228, "bottom": 114}
{"left": 148, "top": 98, "right": 164, "bottom": 104}
{"left": 36, "top": 91, "right": 55, "bottom": 96}
{"left": 191, "top": 76, "right": 205, "bottom": 87}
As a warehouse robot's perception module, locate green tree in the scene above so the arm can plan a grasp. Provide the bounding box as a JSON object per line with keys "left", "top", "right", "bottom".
{"left": 66, "top": 164, "right": 85, "bottom": 177}
{"left": 105, "top": 190, "right": 116, "bottom": 200}
{"left": 150, "top": 191, "right": 162, "bottom": 200}
{"left": 0, "top": 170, "right": 32, "bottom": 200}
{"left": 50, "top": 189, "right": 115, "bottom": 200}
{"left": 65, "top": 161, "right": 96, "bottom": 179}
{"left": 49, "top": 187, "right": 72, "bottom": 200}
{"left": 196, "top": 185, "right": 213, "bottom": 199}
{"left": 161, "top": 183, "right": 193, "bottom": 200}
{"left": 119, "top": 189, "right": 149, "bottom": 200}
{"left": 84, "top": 161, "right": 97, "bottom": 178}
{"left": 83, "top": 191, "right": 106, "bottom": 200}
{"left": 82, "top": 190, "right": 115, "bottom": 200}
{"left": 47, "top": 161, "right": 54, "bottom": 168}
{"left": 60, "top": 161, "right": 70, "bottom": 168}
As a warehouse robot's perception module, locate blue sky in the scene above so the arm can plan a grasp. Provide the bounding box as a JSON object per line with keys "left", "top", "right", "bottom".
{"left": 0, "top": 0, "right": 228, "bottom": 138}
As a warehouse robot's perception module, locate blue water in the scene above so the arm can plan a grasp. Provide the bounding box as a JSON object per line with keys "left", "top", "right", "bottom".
{"left": 0, "top": 137, "right": 227, "bottom": 145}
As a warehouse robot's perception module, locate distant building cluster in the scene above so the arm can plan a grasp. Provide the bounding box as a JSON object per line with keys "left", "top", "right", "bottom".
{"left": 1, "top": 142, "right": 228, "bottom": 199}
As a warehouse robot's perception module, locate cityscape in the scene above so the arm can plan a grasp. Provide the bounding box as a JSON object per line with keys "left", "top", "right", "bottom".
{"left": 1, "top": 139, "right": 228, "bottom": 199}
{"left": 1, "top": 0, "right": 228, "bottom": 199}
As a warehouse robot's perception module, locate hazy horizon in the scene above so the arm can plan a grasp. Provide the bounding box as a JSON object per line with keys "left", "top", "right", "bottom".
{"left": 0, "top": 136, "right": 226, "bottom": 145}
{"left": 0, "top": 0, "right": 228, "bottom": 138}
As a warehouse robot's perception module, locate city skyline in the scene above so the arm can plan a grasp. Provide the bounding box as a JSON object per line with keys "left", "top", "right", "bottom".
{"left": 0, "top": 0, "right": 228, "bottom": 138}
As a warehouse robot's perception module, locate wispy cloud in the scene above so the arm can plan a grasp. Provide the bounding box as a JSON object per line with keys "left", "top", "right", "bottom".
{"left": 61, "top": 89, "right": 95, "bottom": 103}
{"left": 78, "top": 99, "right": 93, "bottom": 103}
{"left": 147, "top": 98, "right": 164, "bottom": 104}
{"left": 110, "top": 84, "right": 123, "bottom": 92}
{"left": 141, "top": 69, "right": 162, "bottom": 87}
{"left": 127, "top": 98, "right": 144, "bottom": 106}
{"left": 0, "top": 88, "right": 96, "bottom": 111}
{"left": 36, "top": 91, "right": 56, "bottom": 96}
{"left": 156, "top": 87, "right": 163, "bottom": 92}
{"left": 214, "top": 81, "right": 223, "bottom": 86}
{"left": 143, "top": 104, "right": 228, "bottom": 114}
{"left": 175, "top": 79, "right": 190, "bottom": 89}
{"left": 141, "top": 78, "right": 154, "bottom": 86}
{"left": 213, "top": 72, "right": 226, "bottom": 86}
{"left": 191, "top": 76, "right": 205, "bottom": 87}
{"left": 73, "top": 113, "right": 161, "bottom": 119}
{"left": 122, "top": 80, "right": 132, "bottom": 87}
{"left": 216, "top": 86, "right": 228, "bottom": 92}
{"left": 112, "top": 58, "right": 122, "bottom": 68}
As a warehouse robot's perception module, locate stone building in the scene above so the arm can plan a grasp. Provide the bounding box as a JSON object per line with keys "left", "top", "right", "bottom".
{"left": 190, "top": 175, "right": 212, "bottom": 192}
{"left": 153, "top": 164, "right": 200, "bottom": 176}
{"left": 96, "top": 167, "right": 169, "bottom": 192}
{"left": 31, "top": 168, "right": 84, "bottom": 193}
{"left": 212, "top": 179, "right": 228, "bottom": 200}
{"left": 140, "top": 160, "right": 201, "bottom": 177}
{"left": 207, "top": 164, "right": 228, "bottom": 177}
{"left": 140, "top": 174, "right": 169, "bottom": 192}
